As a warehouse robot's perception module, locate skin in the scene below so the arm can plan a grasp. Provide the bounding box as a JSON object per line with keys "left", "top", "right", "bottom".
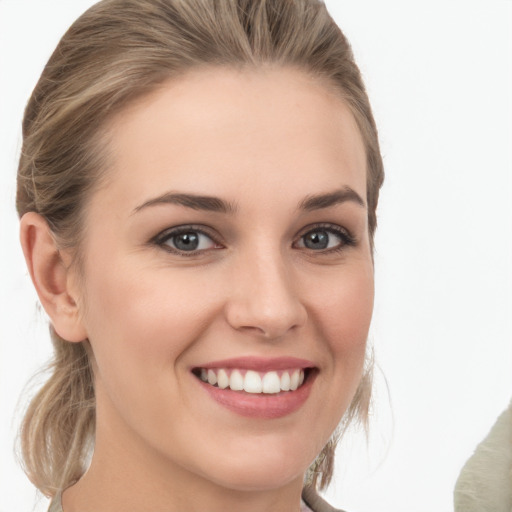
{"left": 21, "top": 67, "right": 374, "bottom": 512}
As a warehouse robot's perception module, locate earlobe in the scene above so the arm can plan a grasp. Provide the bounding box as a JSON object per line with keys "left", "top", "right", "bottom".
{"left": 19, "top": 212, "right": 87, "bottom": 343}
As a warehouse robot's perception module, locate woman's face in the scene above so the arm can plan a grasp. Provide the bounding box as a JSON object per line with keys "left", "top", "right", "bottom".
{"left": 74, "top": 68, "right": 374, "bottom": 492}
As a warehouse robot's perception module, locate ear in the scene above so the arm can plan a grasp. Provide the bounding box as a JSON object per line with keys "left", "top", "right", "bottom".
{"left": 19, "top": 212, "right": 87, "bottom": 343}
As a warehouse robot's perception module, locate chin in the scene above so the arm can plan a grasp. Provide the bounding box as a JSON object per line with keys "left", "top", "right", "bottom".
{"left": 206, "top": 464, "right": 304, "bottom": 493}
{"left": 191, "top": 445, "right": 311, "bottom": 493}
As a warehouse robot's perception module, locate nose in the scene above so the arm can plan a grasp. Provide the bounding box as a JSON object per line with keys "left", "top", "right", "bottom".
{"left": 224, "top": 249, "right": 307, "bottom": 340}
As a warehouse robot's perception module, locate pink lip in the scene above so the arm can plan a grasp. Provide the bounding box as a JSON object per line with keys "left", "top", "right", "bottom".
{"left": 193, "top": 356, "right": 315, "bottom": 372}
{"left": 192, "top": 357, "right": 317, "bottom": 419}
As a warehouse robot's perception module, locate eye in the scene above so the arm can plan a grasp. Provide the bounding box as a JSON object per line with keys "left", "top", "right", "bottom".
{"left": 154, "top": 226, "right": 221, "bottom": 254}
{"left": 294, "top": 225, "right": 355, "bottom": 252}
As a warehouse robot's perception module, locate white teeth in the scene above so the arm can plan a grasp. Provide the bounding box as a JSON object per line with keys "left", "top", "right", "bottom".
{"left": 262, "top": 371, "right": 281, "bottom": 394}
{"left": 280, "top": 371, "right": 291, "bottom": 391}
{"left": 244, "top": 371, "right": 263, "bottom": 393}
{"left": 217, "top": 369, "right": 229, "bottom": 389}
{"left": 198, "top": 368, "right": 307, "bottom": 394}
{"left": 290, "top": 370, "right": 300, "bottom": 391}
{"left": 229, "top": 370, "right": 244, "bottom": 391}
{"left": 207, "top": 369, "right": 217, "bottom": 386}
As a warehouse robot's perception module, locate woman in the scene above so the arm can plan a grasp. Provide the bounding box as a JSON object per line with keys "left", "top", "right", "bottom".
{"left": 16, "top": 1, "right": 384, "bottom": 511}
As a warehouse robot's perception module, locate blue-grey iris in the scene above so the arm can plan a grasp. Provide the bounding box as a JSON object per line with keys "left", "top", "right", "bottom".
{"left": 304, "top": 231, "right": 329, "bottom": 250}
{"left": 174, "top": 232, "right": 199, "bottom": 251}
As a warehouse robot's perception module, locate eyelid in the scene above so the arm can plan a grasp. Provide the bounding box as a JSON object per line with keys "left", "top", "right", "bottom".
{"left": 150, "top": 222, "right": 355, "bottom": 256}
{"left": 293, "top": 223, "right": 356, "bottom": 251}
{"left": 151, "top": 224, "right": 224, "bottom": 255}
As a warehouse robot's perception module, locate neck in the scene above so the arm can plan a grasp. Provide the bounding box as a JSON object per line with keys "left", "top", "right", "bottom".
{"left": 62, "top": 405, "right": 306, "bottom": 512}
{"left": 63, "top": 460, "right": 305, "bottom": 512}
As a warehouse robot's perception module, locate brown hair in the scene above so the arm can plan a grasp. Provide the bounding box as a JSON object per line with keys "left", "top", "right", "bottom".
{"left": 17, "top": 0, "right": 384, "bottom": 497}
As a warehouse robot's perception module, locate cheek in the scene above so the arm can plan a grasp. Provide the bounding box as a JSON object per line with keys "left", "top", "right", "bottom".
{"left": 308, "top": 263, "right": 374, "bottom": 365}
{"left": 300, "top": 264, "right": 374, "bottom": 451}
{"left": 81, "top": 258, "right": 219, "bottom": 380}
{"left": 79, "top": 259, "right": 226, "bottom": 446}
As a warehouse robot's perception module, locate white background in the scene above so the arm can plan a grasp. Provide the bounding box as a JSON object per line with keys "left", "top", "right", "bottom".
{"left": 0, "top": 1, "right": 511, "bottom": 511}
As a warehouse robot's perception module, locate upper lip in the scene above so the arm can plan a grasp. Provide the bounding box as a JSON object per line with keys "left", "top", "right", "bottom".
{"left": 192, "top": 356, "right": 316, "bottom": 372}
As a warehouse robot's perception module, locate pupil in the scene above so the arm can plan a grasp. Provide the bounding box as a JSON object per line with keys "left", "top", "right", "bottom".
{"left": 174, "top": 232, "right": 199, "bottom": 251}
{"left": 305, "top": 231, "right": 328, "bottom": 249}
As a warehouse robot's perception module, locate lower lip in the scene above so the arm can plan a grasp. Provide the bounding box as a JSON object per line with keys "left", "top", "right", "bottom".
{"left": 197, "top": 372, "right": 316, "bottom": 419}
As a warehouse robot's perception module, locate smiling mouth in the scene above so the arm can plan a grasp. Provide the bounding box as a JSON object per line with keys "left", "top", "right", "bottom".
{"left": 192, "top": 367, "right": 311, "bottom": 394}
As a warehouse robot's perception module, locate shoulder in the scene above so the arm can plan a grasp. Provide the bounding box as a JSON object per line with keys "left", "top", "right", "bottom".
{"left": 454, "top": 399, "right": 512, "bottom": 511}
{"left": 302, "top": 486, "right": 348, "bottom": 512}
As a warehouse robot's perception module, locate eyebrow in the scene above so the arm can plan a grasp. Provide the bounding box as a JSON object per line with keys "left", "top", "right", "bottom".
{"left": 298, "top": 187, "right": 366, "bottom": 211}
{"left": 132, "top": 186, "right": 365, "bottom": 216}
{"left": 132, "top": 192, "right": 238, "bottom": 215}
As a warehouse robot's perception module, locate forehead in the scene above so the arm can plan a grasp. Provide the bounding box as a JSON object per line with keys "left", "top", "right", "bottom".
{"left": 98, "top": 67, "right": 367, "bottom": 211}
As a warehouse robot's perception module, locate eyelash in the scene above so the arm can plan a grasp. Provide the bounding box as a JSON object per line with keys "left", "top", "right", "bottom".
{"left": 152, "top": 223, "right": 356, "bottom": 256}
{"left": 294, "top": 223, "right": 357, "bottom": 254}
{"left": 152, "top": 225, "right": 222, "bottom": 257}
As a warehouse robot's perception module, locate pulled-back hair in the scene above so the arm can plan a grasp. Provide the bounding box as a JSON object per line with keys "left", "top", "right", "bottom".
{"left": 16, "top": 0, "right": 384, "bottom": 497}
